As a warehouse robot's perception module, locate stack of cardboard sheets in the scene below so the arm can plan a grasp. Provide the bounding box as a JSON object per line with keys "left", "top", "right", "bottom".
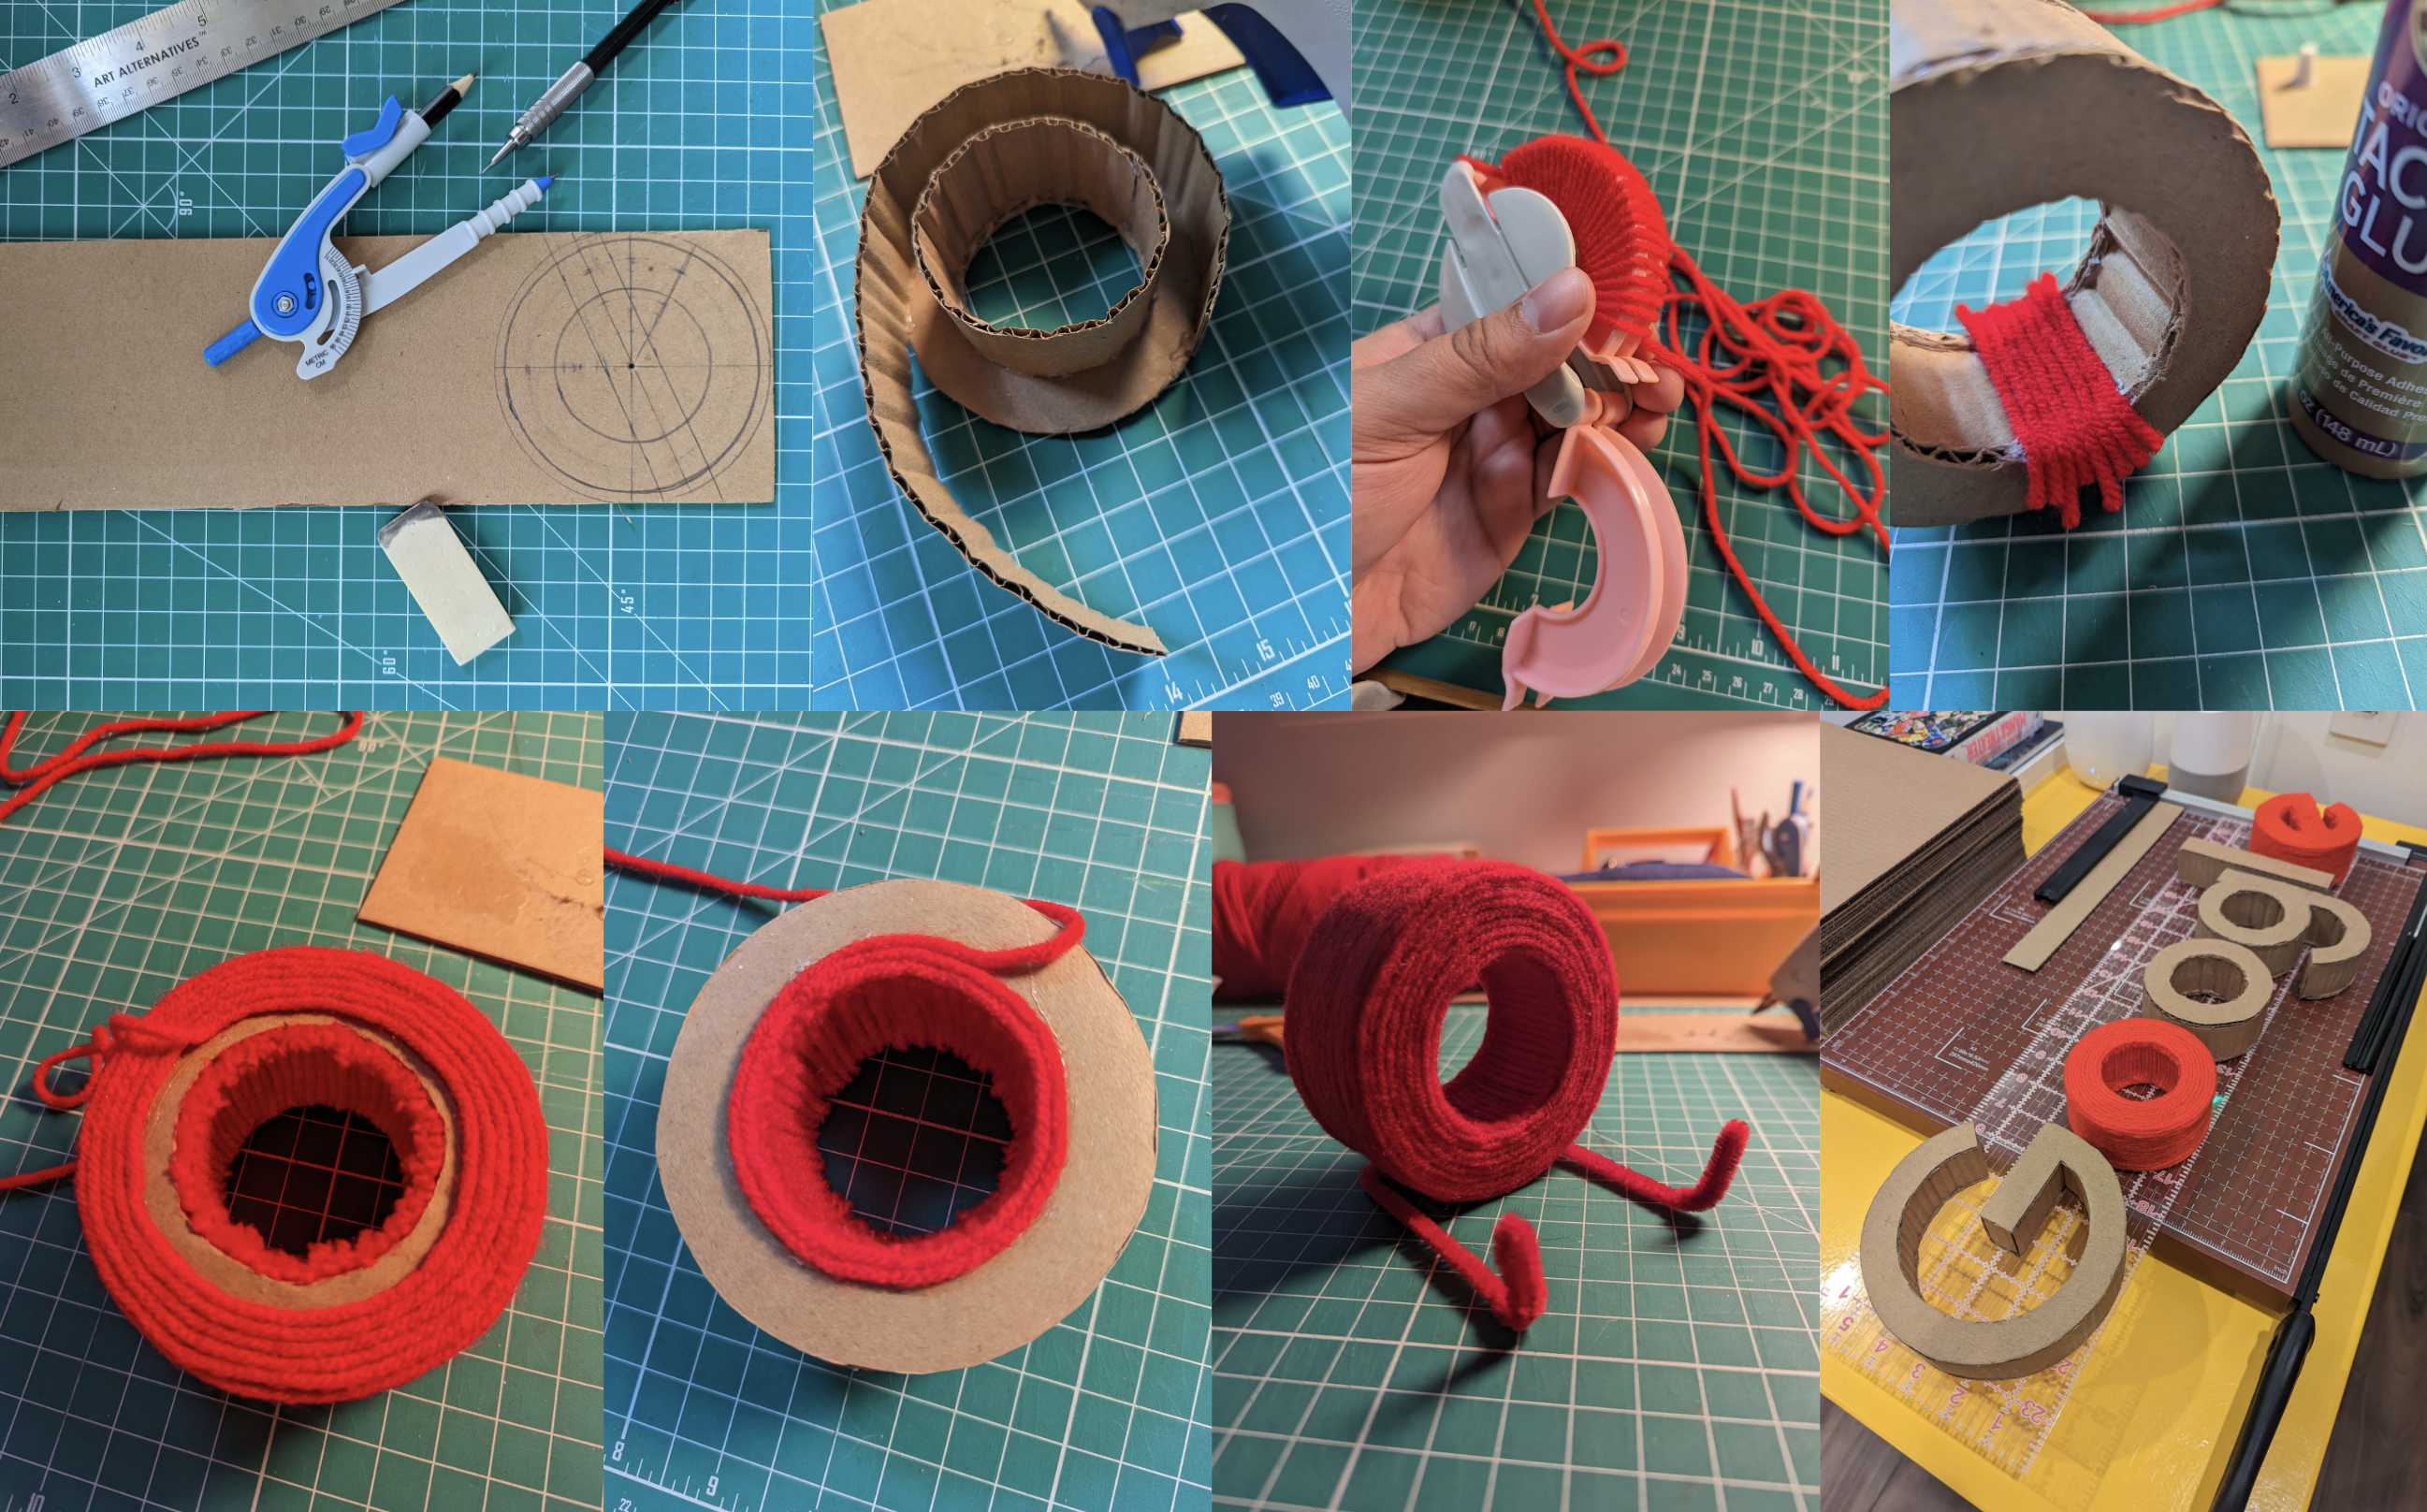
{"left": 1819, "top": 720, "right": 2025, "bottom": 1034}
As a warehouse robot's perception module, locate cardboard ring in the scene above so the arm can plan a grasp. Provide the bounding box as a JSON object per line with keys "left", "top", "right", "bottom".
{"left": 143, "top": 1013, "right": 461, "bottom": 1310}
{"left": 1888, "top": 0, "right": 2278, "bottom": 527}
{"left": 856, "top": 67, "right": 1232, "bottom": 658}
{"left": 2195, "top": 868, "right": 2311, "bottom": 976}
{"left": 2139, "top": 938, "right": 2274, "bottom": 1061}
{"left": 913, "top": 118, "right": 1170, "bottom": 379}
{"left": 658, "top": 879, "right": 1158, "bottom": 1374}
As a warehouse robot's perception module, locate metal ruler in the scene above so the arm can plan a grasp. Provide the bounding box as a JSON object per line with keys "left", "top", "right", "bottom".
{"left": 0, "top": 0, "right": 408, "bottom": 169}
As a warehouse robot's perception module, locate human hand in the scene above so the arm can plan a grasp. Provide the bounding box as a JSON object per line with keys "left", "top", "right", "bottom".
{"left": 1350, "top": 266, "right": 1685, "bottom": 674}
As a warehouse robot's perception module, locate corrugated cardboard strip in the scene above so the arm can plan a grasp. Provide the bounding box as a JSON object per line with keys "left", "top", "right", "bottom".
{"left": 856, "top": 67, "right": 1229, "bottom": 656}
{"left": 0, "top": 230, "right": 773, "bottom": 510}
{"left": 657, "top": 880, "right": 1156, "bottom": 1374}
{"left": 821, "top": 0, "right": 1245, "bottom": 179}
{"left": 1889, "top": 0, "right": 2277, "bottom": 527}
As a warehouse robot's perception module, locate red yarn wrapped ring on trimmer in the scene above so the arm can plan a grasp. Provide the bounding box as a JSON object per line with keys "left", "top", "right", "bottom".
{"left": 2251, "top": 792, "right": 2362, "bottom": 887}
{"left": 2063, "top": 1018, "right": 2215, "bottom": 1171}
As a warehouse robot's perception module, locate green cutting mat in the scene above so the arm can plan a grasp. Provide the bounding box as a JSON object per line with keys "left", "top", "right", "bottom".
{"left": 1212, "top": 1011, "right": 1818, "bottom": 1510}
{"left": 1890, "top": 6, "right": 2427, "bottom": 708}
{"left": 0, "top": 712, "right": 603, "bottom": 1511}
{"left": 810, "top": 10, "right": 1355, "bottom": 710}
{"left": 603, "top": 712, "right": 1213, "bottom": 1510}
{"left": 1355, "top": 0, "right": 1888, "bottom": 710}
{"left": 0, "top": 0, "right": 812, "bottom": 707}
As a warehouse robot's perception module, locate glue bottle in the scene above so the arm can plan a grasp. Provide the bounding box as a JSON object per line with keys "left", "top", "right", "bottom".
{"left": 2290, "top": 0, "right": 2427, "bottom": 475}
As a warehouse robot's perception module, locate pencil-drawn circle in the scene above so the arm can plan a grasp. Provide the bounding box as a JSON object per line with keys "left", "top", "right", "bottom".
{"left": 495, "top": 235, "right": 770, "bottom": 501}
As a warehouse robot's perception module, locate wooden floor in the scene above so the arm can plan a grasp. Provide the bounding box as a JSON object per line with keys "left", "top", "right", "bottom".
{"left": 1822, "top": 1117, "right": 2427, "bottom": 1511}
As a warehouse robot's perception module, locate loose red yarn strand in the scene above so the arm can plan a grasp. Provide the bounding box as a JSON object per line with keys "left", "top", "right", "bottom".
{"left": 2075, "top": 0, "right": 2220, "bottom": 22}
{"left": 1521, "top": 5, "right": 1891, "bottom": 710}
{"left": 0, "top": 711, "right": 365, "bottom": 829}
{"left": 603, "top": 846, "right": 833, "bottom": 903}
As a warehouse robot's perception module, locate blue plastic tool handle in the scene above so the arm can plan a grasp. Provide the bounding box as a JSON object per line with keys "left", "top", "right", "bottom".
{"left": 252, "top": 165, "right": 368, "bottom": 338}
{"left": 340, "top": 95, "right": 405, "bottom": 159}
{"left": 1090, "top": 6, "right": 1182, "bottom": 84}
{"left": 204, "top": 319, "right": 262, "bottom": 367}
{"left": 1200, "top": 5, "right": 1330, "bottom": 107}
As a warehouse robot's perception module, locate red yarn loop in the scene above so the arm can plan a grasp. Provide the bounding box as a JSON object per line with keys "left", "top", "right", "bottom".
{"left": 2063, "top": 1018, "right": 2215, "bottom": 1170}
{"left": 0, "top": 712, "right": 364, "bottom": 830}
{"left": 1500, "top": 4, "right": 1891, "bottom": 710}
{"left": 8, "top": 948, "right": 548, "bottom": 1403}
{"left": 171, "top": 1023, "right": 446, "bottom": 1285}
{"left": 1956, "top": 273, "right": 2164, "bottom": 529}
{"left": 1283, "top": 859, "right": 1751, "bottom": 1329}
{"left": 2251, "top": 792, "right": 2362, "bottom": 887}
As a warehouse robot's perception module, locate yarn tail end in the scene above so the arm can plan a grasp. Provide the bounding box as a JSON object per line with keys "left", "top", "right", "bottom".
{"left": 1562, "top": 1118, "right": 1751, "bottom": 1214}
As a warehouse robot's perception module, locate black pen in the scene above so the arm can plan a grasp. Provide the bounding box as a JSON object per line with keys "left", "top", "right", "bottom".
{"left": 487, "top": 0, "right": 690, "bottom": 167}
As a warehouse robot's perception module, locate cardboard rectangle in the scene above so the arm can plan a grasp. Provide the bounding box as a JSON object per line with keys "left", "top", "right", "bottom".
{"left": 2255, "top": 55, "right": 2369, "bottom": 149}
{"left": 2176, "top": 836, "right": 2333, "bottom": 894}
{"left": 822, "top": 0, "right": 1244, "bottom": 178}
{"left": 2001, "top": 801, "right": 2183, "bottom": 971}
{"left": 359, "top": 758, "right": 605, "bottom": 991}
{"left": 1, "top": 229, "right": 774, "bottom": 510}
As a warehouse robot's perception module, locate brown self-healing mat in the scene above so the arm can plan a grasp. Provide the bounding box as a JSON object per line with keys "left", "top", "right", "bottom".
{"left": 1823, "top": 792, "right": 2425, "bottom": 1304}
{"left": 1, "top": 229, "right": 775, "bottom": 508}
{"left": 1820, "top": 720, "right": 2025, "bottom": 1033}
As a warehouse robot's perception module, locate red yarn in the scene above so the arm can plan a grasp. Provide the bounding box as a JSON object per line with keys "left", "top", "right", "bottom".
{"left": 0, "top": 712, "right": 364, "bottom": 828}
{"left": 2063, "top": 1018, "right": 2215, "bottom": 1170}
{"left": 1211, "top": 854, "right": 1424, "bottom": 999}
{"left": 170, "top": 1023, "right": 447, "bottom": 1286}
{"left": 610, "top": 848, "right": 1092, "bottom": 1287}
{"left": 1359, "top": 1166, "right": 1548, "bottom": 1330}
{"left": 604, "top": 847, "right": 831, "bottom": 902}
{"left": 1462, "top": 136, "right": 1670, "bottom": 357}
{"left": 2251, "top": 792, "right": 2362, "bottom": 887}
{"left": 727, "top": 901, "right": 1083, "bottom": 1289}
{"left": 1956, "top": 273, "right": 2164, "bottom": 529}
{"left": 1498, "top": 3, "right": 1892, "bottom": 711}
{"left": 2077, "top": 0, "right": 2220, "bottom": 21}
{"left": 9, "top": 948, "right": 548, "bottom": 1403}
{"left": 1286, "top": 859, "right": 1751, "bottom": 1330}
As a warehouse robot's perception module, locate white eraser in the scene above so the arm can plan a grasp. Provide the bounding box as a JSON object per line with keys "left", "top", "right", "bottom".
{"left": 378, "top": 500, "right": 516, "bottom": 666}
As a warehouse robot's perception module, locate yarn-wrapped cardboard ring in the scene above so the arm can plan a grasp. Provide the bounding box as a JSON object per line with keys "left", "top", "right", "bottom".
{"left": 2251, "top": 792, "right": 2362, "bottom": 886}
{"left": 74, "top": 947, "right": 547, "bottom": 1403}
{"left": 2138, "top": 938, "right": 2273, "bottom": 1061}
{"left": 857, "top": 67, "right": 1231, "bottom": 658}
{"left": 1283, "top": 860, "right": 1620, "bottom": 1204}
{"left": 1888, "top": 0, "right": 2278, "bottom": 527}
{"left": 2063, "top": 1017, "right": 2215, "bottom": 1170}
{"left": 658, "top": 879, "right": 1156, "bottom": 1374}
{"left": 913, "top": 117, "right": 1171, "bottom": 379}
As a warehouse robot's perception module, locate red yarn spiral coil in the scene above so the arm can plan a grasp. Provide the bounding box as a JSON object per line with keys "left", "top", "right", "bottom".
{"left": 2251, "top": 792, "right": 2362, "bottom": 887}
{"left": 2063, "top": 1018, "right": 2215, "bottom": 1171}
{"left": 726, "top": 900, "right": 1084, "bottom": 1289}
{"left": 1282, "top": 859, "right": 1750, "bottom": 1330}
{"left": 19, "top": 948, "right": 549, "bottom": 1403}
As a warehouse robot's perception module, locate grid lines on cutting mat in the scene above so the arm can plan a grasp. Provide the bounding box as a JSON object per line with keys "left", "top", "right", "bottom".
{"left": 0, "top": 711, "right": 603, "bottom": 1512}
{"left": 0, "top": 0, "right": 814, "bottom": 706}
{"left": 1212, "top": 1011, "right": 1817, "bottom": 1511}
{"left": 1354, "top": 0, "right": 1887, "bottom": 709}
{"left": 603, "top": 712, "right": 1211, "bottom": 1511}
{"left": 809, "top": 6, "right": 1351, "bottom": 712}
{"left": 1887, "top": 6, "right": 2427, "bottom": 709}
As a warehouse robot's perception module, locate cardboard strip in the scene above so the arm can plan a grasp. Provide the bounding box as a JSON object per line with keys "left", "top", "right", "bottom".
{"left": 2176, "top": 836, "right": 2333, "bottom": 894}
{"left": 858, "top": 67, "right": 1231, "bottom": 657}
{"left": 1, "top": 230, "right": 774, "bottom": 510}
{"left": 2002, "top": 801, "right": 2182, "bottom": 971}
{"left": 657, "top": 879, "right": 1157, "bottom": 1374}
{"left": 1889, "top": 0, "right": 2277, "bottom": 527}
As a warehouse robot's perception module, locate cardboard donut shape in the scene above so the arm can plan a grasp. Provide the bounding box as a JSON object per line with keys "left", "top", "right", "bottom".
{"left": 2195, "top": 868, "right": 2313, "bottom": 976}
{"left": 1889, "top": 0, "right": 2278, "bottom": 526}
{"left": 657, "top": 879, "right": 1157, "bottom": 1374}
{"left": 2139, "top": 938, "right": 2274, "bottom": 1060}
{"left": 857, "top": 67, "right": 1231, "bottom": 657}
{"left": 1859, "top": 1121, "right": 2129, "bottom": 1378}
